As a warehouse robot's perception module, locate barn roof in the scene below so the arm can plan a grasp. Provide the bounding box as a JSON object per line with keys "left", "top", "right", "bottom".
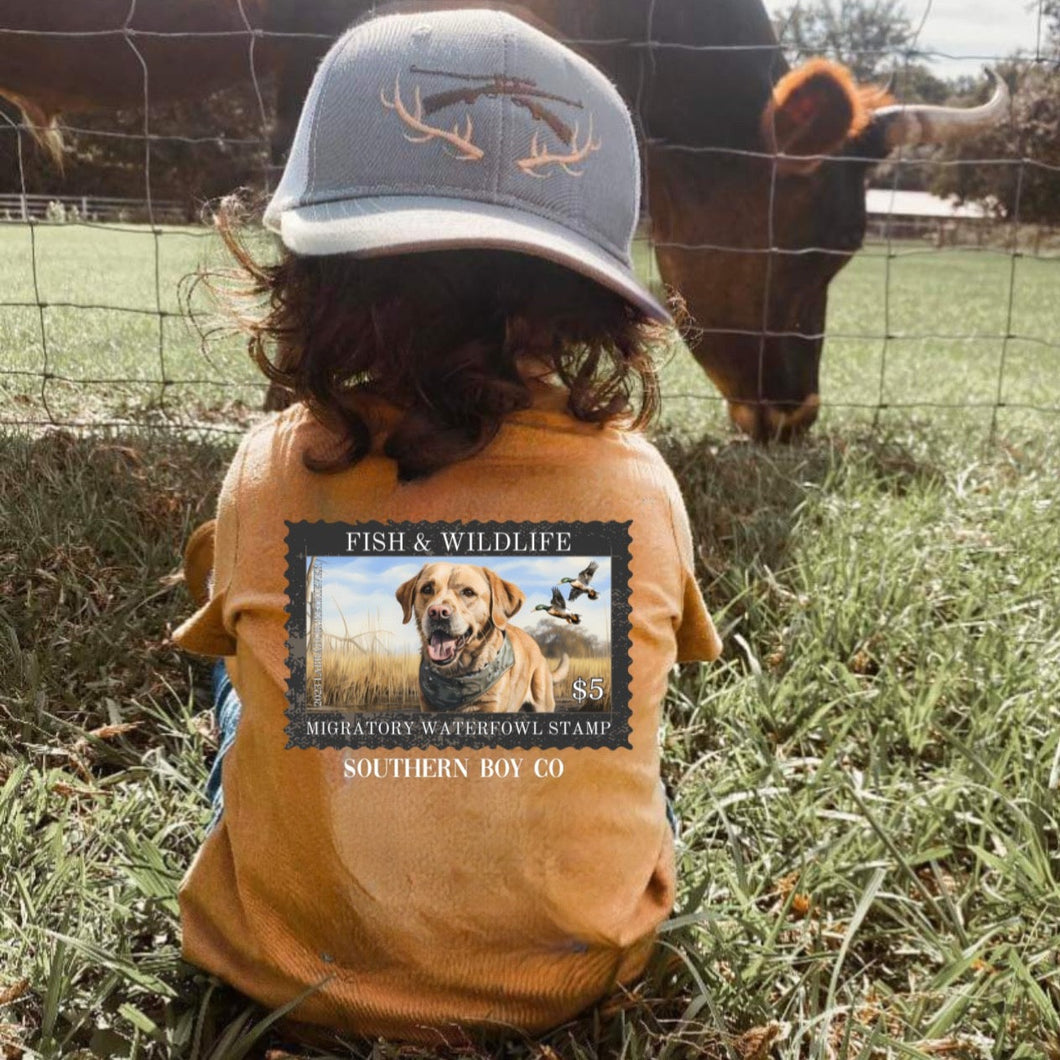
{"left": 865, "top": 188, "right": 992, "bottom": 220}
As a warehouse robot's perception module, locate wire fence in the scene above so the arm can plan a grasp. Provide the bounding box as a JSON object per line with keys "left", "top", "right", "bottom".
{"left": 0, "top": 0, "right": 1057, "bottom": 440}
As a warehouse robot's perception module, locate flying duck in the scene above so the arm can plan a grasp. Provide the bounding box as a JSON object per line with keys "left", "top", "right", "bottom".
{"left": 534, "top": 586, "right": 582, "bottom": 624}
{"left": 560, "top": 560, "right": 599, "bottom": 601}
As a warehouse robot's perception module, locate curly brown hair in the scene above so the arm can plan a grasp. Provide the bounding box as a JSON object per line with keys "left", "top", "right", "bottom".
{"left": 190, "top": 195, "right": 676, "bottom": 481}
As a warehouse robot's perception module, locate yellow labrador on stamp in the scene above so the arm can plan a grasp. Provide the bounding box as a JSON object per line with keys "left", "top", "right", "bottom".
{"left": 396, "top": 562, "right": 569, "bottom": 713}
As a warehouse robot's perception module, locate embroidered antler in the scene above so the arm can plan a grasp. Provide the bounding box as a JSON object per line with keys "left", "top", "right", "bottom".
{"left": 380, "top": 76, "right": 484, "bottom": 161}
{"left": 517, "top": 117, "right": 601, "bottom": 178}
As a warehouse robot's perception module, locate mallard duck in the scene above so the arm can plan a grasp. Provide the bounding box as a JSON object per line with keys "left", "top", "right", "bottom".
{"left": 534, "top": 586, "right": 582, "bottom": 624}
{"left": 560, "top": 560, "right": 599, "bottom": 601}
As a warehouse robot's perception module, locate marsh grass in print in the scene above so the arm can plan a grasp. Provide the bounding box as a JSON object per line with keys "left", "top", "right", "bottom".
{"left": 305, "top": 554, "right": 613, "bottom": 712}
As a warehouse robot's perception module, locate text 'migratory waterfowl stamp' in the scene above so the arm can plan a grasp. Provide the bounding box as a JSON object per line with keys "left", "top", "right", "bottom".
{"left": 284, "top": 521, "right": 632, "bottom": 750}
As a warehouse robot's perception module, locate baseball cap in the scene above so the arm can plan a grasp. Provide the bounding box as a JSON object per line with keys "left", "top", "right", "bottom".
{"left": 263, "top": 7, "right": 670, "bottom": 324}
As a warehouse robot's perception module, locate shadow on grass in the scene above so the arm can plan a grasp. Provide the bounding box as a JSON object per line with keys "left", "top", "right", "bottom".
{"left": 656, "top": 424, "right": 947, "bottom": 632}
{"left": 1, "top": 428, "right": 233, "bottom": 747}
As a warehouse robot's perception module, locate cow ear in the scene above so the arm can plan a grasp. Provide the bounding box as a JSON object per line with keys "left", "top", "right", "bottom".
{"left": 484, "top": 568, "right": 525, "bottom": 629}
{"left": 395, "top": 574, "right": 419, "bottom": 625}
{"left": 761, "top": 59, "right": 872, "bottom": 172}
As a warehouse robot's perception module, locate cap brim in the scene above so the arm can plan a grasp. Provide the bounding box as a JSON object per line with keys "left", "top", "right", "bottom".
{"left": 272, "top": 197, "right": 672, "bottom": 325}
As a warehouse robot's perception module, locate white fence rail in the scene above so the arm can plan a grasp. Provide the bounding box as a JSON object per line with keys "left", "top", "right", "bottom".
{"left": 0, "top": 192, "right": 187, "bottom": 225}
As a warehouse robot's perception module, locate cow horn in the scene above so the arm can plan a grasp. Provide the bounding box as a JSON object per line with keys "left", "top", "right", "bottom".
{"left": 875, "top": 68, "right": 1010, "bottom": 149}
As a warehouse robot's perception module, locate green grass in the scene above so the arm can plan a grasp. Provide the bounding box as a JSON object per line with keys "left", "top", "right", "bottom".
{"left": 0, "top": 223, "right": 267, "bottom": 427}
{"left": 2, "top": 223, "right": 1060, "bottom": 1057}
{"left": 2, "top": 224, "right": 1059, "bottom": 436}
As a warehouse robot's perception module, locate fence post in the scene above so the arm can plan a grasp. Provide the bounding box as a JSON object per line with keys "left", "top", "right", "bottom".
{"left": 20, "top": 193, "right": 28, "bottom": 222}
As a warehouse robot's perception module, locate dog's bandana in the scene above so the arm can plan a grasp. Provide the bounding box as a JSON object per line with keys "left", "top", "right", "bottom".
{"left": 419, "top": 633, "right": 516, "bottom": 712}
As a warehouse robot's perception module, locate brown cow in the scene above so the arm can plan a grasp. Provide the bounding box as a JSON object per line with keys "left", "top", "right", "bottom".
{"left": 1, "top": 0, "right": 1007, "bottom": 438}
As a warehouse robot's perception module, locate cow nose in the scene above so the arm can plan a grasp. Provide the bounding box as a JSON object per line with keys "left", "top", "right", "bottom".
{"left": 728, "top": 393, "right": 820, "bottom": 442}
{"left": 428, "top": 603, "right": 451, "bottom": 620}
{"left": 767, "top": 392, "right": 820, "bottom": 438}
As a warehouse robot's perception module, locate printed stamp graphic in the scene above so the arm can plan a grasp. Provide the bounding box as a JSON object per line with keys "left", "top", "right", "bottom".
{"left": 284, "top": 521, "right": 632, "bottom": 750}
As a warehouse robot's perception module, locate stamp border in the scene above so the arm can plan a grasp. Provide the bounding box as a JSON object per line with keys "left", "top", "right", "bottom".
{"left": 283, "top": 520, "right": 633, "bottom": 750}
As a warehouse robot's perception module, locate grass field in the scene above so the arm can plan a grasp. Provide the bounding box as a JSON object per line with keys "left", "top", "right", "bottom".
{"left": 2, "top": 222, "right": 1060, "bottom": 1058}
{"left": 2, "top": 223, "right": 1059, "bottom": 435}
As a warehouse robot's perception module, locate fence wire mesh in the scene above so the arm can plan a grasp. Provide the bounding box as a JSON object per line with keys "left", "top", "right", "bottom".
{"left": 0, "top": 0, "right": 1056, "bottom": 439}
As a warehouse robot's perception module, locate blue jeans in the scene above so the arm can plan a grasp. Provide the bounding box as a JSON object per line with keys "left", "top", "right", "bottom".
{"left": 205, "top": 660, "right": 242, "bottom": 832}
{"left": 663, "top": 786, "right": 679, "bottom": 837}
{"left": 203, "top": 660, "right": 678, "bottom": 837}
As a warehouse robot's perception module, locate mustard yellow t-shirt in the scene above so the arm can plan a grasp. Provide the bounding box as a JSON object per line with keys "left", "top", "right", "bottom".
{"left": 174, "top": 383, "right": 721, "bottom": 1042}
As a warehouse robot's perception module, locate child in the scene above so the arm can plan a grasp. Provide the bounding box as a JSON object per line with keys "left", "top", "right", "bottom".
{"left": 175, "top": 7, "right": 722, "bottom": 1044}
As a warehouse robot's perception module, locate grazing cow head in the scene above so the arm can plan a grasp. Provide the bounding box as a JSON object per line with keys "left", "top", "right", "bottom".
{"left": 647, "top": 59, "right": 1009, "bottom": 441}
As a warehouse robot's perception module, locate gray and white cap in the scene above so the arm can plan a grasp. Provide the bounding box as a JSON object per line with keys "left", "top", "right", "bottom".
{"left": 263, "top": 8, "right": 669, "bottom": 323}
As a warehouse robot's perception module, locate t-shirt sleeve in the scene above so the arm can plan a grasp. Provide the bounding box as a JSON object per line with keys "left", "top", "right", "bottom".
{"left": 662, "top": 459, "right": 723, "bottom": 664}
{"left": 172, "top": 437, "right": 247, "bottom": 657}
{"left": 676, "top": 566, "right": 722, "bottom": 663}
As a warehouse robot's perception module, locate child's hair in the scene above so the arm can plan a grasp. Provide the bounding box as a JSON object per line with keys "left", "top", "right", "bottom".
{"left": 190, "top": 195, "right": 675, "bottom": 481}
